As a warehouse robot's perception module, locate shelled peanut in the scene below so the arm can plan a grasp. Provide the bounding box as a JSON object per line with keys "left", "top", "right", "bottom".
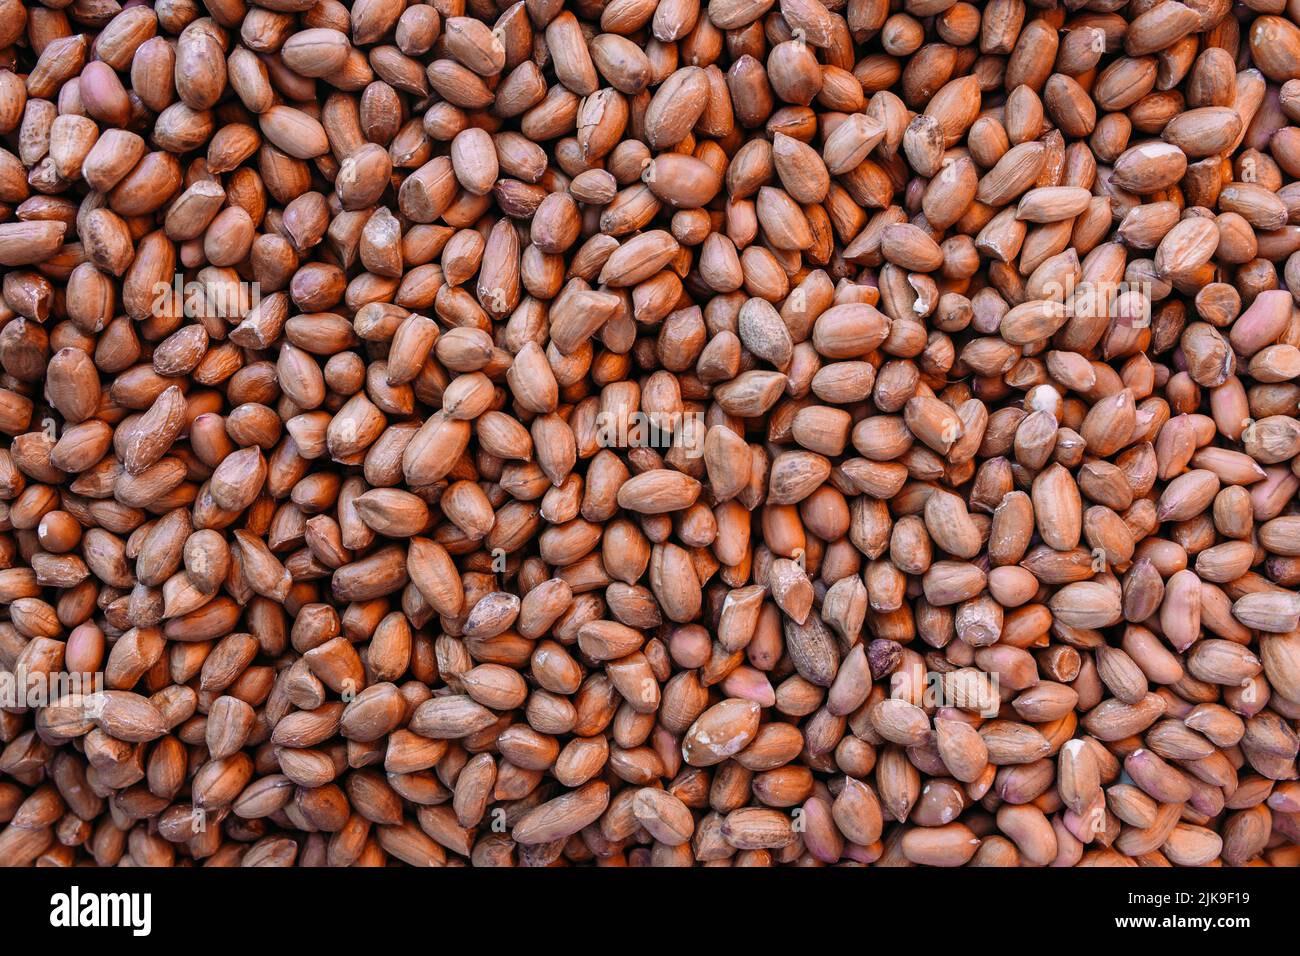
{"left": 1, "top": 0, "right": 1300, "bottom": 869}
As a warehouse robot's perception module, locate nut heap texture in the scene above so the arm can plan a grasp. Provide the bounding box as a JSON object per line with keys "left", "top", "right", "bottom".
{"left": 4, "top": 0, "right": 1300, "bottom": 870}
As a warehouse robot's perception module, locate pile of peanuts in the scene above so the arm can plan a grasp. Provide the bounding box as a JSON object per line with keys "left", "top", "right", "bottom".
{"left": 2, "top": 0, "right": 1300, "bottom": 867}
